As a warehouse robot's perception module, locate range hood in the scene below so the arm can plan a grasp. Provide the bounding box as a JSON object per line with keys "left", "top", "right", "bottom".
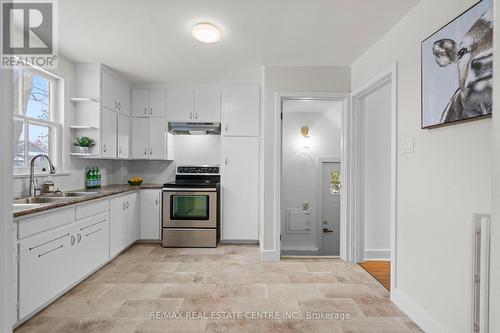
{"left": 168, "top": 122, "right": 221, "bottom": 135}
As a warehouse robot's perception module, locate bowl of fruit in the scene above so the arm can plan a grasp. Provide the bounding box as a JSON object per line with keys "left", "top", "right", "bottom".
{"left": 128, "top": 177, "right": 144, "bottom": 186}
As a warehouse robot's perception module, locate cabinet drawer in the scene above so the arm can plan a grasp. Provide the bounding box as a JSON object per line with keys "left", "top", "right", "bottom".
{"left": 75, "top": 199, "right": 110, "bottom": 220}
{"left": 18, "top": 207, "right": 75, "bottom": 240}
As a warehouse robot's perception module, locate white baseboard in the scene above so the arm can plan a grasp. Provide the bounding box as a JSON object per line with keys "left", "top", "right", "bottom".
{"left": 391, "top": 288, "right": 449, "bottom": 333}
{"left": 364, "top": 248, "right": 391, "bottom": 260}
{"left": 260, "top": 248, "right": 280, "bottom": 261}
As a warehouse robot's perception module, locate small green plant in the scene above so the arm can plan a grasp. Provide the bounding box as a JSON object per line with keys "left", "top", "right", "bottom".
{"left": 331, "top": 170, "right": 341, "bottom": 185}
{"left": 73, "top": 136, "right": 95, "bottom": 147}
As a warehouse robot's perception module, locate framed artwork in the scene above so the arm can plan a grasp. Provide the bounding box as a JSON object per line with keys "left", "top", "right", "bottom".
{"left": 421, "top": 0, "right": 493, "bottom": 129}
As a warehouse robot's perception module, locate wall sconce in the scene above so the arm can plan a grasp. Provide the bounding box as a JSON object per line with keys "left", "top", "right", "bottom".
{"left": 301, "top": 126, "right": 310, "bottom": 148}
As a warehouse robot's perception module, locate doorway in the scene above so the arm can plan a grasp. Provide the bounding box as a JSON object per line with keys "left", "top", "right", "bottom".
{"left": 279, "top": 98, "right": 345, "bottom": 257}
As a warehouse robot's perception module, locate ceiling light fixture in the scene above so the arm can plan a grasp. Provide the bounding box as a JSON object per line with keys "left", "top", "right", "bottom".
{"left": 192, "top": 22, "right": 221, "bottom": 43}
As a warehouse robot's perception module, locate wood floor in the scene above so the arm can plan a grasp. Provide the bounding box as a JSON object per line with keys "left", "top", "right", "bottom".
{"left": 15, "top": 245, "right": 420, "bottom": 332}
{"left": 359, "top": 261, "right": 391, "bottom": 290}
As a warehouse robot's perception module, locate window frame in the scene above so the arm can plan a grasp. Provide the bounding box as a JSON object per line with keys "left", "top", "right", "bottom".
{"left": 13, "top": 65, "right": 63, "bottom": 175}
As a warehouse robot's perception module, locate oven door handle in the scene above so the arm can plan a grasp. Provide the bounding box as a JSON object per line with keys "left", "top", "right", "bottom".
{"left": 163, "top": 188, "right": 217, "bottom": 192}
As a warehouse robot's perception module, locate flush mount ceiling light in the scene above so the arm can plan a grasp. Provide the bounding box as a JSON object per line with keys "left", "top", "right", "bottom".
{"left": 192, "top": 22, "right": 221, "bottom": 43}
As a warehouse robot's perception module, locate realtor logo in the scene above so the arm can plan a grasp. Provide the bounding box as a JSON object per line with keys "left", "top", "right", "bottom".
{"left": 1, "top": 0, "right": 58, "bottom": 68}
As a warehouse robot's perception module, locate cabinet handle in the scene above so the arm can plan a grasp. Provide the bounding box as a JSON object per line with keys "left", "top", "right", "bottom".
{"left": 77, "top": 233, "right": 82, "bottom": 243}
{"left": 225, "top": 124, "right": 228, "bottom": 132}
{"left": 114, "top": 101, "right": 117, "bottom": 109}
{"left": 122, "top": 202, "right": 126, "bottom": 210}
{"left": 149, "top": 107, "right": 152, "bottom": 115}
{"left": 155, "top": 198, "right": 158, "bottom": 205}
{"left": 118, "top": 102, "right": 121, "bottom": 110}
{"left": 144, "top": 148, "right": 147, "bottom": 155}
{"left": 126, "top": 201, "right": 129, "bottom": 209}
{"left": 189, "top": 112, "right": 193, "bottom": 120}
{"left": 149, "top": 148, "right": 152, "bottom": 155}
{"left": 29, "top": 233, "right": 70, "bottom": 251}
{"left": 144, "top": 107, "right": 147, "bottom": 115}
{"left": 225, "top": 158, "right": 228, "bottom": 165}
{"left": 38, "top": 245, "right": 63, "bottom": 258}
{"left": 86, "top": 228, "right": 102, "bottom": 237}
{"left": 80, "top": 219, "right": 106, "bottom": 231}
{"left": 195, "top": 112, "right": 198, "bottom": 120}
{"left": 71, "top": 235, "right": 75, "bottom": 246}
{"left": 103, "top": 144, "right": 107, "bottom": 152}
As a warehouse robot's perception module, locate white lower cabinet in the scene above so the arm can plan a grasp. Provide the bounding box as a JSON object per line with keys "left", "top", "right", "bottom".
{"left": 110, "top": 192, "right": 138, "bottom": 258}
{"left": 140, "top": 190, "right": 161, "bottom": 240}
{"left": 74, "top": 212, "right": 110, "bottom": 280}
{"left": 18, "top": 223, "right": 76, "bottom": 319}
{"left": 221, "top": 136, "right": 259, "bottom": 240}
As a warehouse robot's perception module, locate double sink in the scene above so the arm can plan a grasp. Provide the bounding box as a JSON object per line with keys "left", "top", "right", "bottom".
{"left": 13, "top": 191, "right": 99, "bottom": 213}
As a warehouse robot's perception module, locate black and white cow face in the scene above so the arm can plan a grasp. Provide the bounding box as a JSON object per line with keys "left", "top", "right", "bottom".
{"left": 432, "top": 9, "right": 493, "bottom": 114}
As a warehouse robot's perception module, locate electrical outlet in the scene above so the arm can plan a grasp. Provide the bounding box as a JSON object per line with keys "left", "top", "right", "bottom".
{"left": 402, "top": 138, "right": 414, "bottom": 153}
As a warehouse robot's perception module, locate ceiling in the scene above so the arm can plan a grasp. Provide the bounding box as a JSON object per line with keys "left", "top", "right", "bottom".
{"left": 58, "top": 0, "right": 419, "bottom": 83}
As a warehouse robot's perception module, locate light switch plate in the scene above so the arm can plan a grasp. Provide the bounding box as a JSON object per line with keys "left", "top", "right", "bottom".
{"left": 302, "top": 202, "right": 309, "bottom": 210}
{"left": 402, "top": 138, "right": 414, "bottom": 153}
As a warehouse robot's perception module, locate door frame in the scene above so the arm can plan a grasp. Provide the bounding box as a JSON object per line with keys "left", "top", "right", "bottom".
{"left": 274, "top": 92, "right": 351, "bottom": 260}
{"left": 350, "top": 63, "right": 398, "bottom": 292}
{"left": 317, "top": 157, "right": 341, "bottom": 256}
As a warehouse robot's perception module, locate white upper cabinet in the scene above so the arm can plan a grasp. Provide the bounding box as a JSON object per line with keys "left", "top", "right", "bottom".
{"left": 131, "top": 118, "right": 148, "bottom": 159}
{"left": 148, "top": 118, "right": 167, "bottom": 160}
{"left": 222, "top": 84, "right": 260, "bottom": 136}
{"left": 117, "top": 114, "right": 130, "bottom": 159}
{"left": 101, "top": 108, "right": 117, "bottom": 159}
{"left": 167, "top": 86, "right": 194, "bottom": 121}
{"left": 101, "top": 69, "right": 130, "bottom": 115}
{"left": 194, "top": 86, "right": 221, "bottom": 122}
{"left": 132, "top": 88, "right": 166, "bottom": 117}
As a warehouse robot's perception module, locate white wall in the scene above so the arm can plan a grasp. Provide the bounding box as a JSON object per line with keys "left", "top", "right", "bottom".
{"left": 361, "top": 82, "right": 392, "bottom": 260}
{"left": 490, "top": 0, "right": 500, "bottom": 330}
{"left": 173, "top": 135, "right": 221, "bottom": 166}
{"left": 261, "top": 66, "right": 351, "bottom": 256}
{"left": 281, "top": 101, "right": 342, "bottom": 253}
{"left": 351, "top": 1, "right": 492, "bottom": 332}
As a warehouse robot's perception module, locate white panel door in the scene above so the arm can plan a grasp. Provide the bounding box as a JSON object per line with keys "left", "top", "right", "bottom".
{"left": 148, "top": 118, "right": 166, "bottom": 160}
{"left": 148, "top": 89, "right": 166, "bottom": 117}
{"left": 75, "top": 212, "right": 110, "bottom": 280}
{"left": 222, "top": 136, "right": 259, "bottom": 240}
{"left": 101, "top": 108, "right": 117, "bottom": 158}
{"left": 18, "top": 224, "right": 75, "bottom": 318}
{"left": 222, "top": 84, "right": 260, "bottom": 136}
{"left": 132, "top": 88, "right": 149, "bottom": 117}
{"left": 117, "top": 81, "right": 130, "bottom": 116}
{"left": 117, "top": 114, "right": 130, "bottom": 159}
{"left": 131, "top": 118, "right": 149, "bottom": 159}
{"left": 194, "top": 86, "right": 221, "bottom": 122}
{"left": 166, "top": 86, "right": 193, "bottom": 121}
{"left": 140, "top": 190, "right": 161, "bottom": 240}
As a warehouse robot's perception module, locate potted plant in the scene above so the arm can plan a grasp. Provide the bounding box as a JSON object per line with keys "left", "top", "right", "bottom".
{"left": 73, "top": 136, "right": 95, "bottom": 154}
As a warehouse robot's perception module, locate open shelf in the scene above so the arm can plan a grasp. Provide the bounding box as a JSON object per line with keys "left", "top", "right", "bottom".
{"left": 70, "top": 97, "right": 100, "bottom": 103}
{"left": 69, "top": 125, "right": 98, "bottom": 130}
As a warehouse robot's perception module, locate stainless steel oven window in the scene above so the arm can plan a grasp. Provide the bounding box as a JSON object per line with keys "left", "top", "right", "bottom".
{"left": 171, "top": 195, "right": 210, "bottom": 220}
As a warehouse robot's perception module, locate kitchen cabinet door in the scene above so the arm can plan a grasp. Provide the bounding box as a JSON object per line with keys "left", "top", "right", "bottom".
{"left": 74, "top": 212, "right": 110, "bottom": 280}
{"left": 126, "top": 192, "right": 139, "bottom": 245}
{"left": 101, "top": 70, "right": 116, "bottom": 111}
{"left": 18, "top": 224, "right": 75, "bottom": 319}
{"left": 131, "top": 118, "right": 148, "bottom": 159}
{"left": 140, "top": 190, "right": 161, "bottom": 240}
{"left": 148, "top": 89, "right": 166, "bottom": 117}
{"left": 148, "top": 118, "right": 167, "bottom": 160}
{"left": 101, "top": 108, "right": 117, "bottom": 158}
{"left": 222, "top": 84, "right": 260, "bottom": 136}
{"left": 166, "top": 86, "right": 193, "bottom": 121}
{"left": 132, "top": 88, "right": 149, "bottom": 117}
{"left": 110, "top": 196, "right": 128, "bottom": 258}
{"left": 194, "top": 86, "right": 221, "bottom": 122}
{"left": 117, "top": 114, "right": 130, "bottom": 159}
{"left": 221, "top": 136, "right": 259, "bottom": 240}
{"left": 117, "top": 81, "right": 130, "bottom": 116}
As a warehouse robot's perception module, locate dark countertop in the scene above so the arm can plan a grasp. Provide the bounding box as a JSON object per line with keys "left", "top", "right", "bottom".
{"left": 13, "top": 184, "right": 163, "bottom": 218}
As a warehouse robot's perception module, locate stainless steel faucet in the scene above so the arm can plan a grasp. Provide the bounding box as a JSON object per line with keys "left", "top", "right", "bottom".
{"left": 29, "top": 154, "right": 56, "bottom": 197}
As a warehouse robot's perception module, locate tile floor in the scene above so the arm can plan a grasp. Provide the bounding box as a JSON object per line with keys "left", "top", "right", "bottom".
{"left": 15, "top": 244, "right": 423, "bottom": 333}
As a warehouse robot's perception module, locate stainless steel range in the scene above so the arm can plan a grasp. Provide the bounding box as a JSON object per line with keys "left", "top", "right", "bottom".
{"left": 162, "top": 165, "right": 220, "bottom": 247}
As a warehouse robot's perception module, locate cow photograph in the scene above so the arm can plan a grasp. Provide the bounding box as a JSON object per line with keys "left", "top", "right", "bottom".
{"left": 421, "top": 0, "right": 493, "bottom": 128}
